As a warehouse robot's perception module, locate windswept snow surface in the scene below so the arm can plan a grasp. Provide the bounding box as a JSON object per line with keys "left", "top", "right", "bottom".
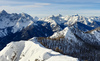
{"left": 0, "top": 38, "right": 78, "bottom": 61}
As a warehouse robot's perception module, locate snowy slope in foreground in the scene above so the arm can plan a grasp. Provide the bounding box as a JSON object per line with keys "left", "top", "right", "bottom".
{"left": 0, "top": 38, "right": 78, "bottom": 61}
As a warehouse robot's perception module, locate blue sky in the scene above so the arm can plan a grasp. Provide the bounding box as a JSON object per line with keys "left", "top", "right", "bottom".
{"left": 0, "top": 0, "right": 100, "bottom": 17}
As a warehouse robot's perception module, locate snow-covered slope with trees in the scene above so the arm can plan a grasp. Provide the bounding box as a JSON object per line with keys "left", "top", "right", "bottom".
{"left": 38, "top": 26, "right": 99, "bottom": 61}
{"left": 0, "top": 38, "right": 78, "bottom": 61}
{"left": 51, "top": 26, "right": 100, "bottom": 47}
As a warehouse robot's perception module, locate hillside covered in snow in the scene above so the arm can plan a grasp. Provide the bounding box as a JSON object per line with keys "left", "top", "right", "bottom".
{"left": 37, "top": 26, "right": 100, "bottom": 61}
{"left": 0, "top": 38, "right": 78, "bottom": 61}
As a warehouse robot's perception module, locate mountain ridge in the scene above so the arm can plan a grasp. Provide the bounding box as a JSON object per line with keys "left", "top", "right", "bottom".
{"left": 0, "top": 10, "right": 100, "bottom": 61}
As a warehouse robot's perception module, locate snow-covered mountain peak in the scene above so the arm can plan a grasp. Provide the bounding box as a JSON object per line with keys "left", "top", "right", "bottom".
{"left": 33, "top": 16, "right": 39, "bottom": 20}
{"left": 50, "top": 27, "right": 77, "bottom": 41}
{"left": 0, "top": 10, "right": 9, "bottom": 17}
{"left": 20, "top": 13, "right": 27, "bottom": 17}
{"left": 56, "top": 14, "right": 62, "bottom": 17}
{"left": 89, "top": 16, "right": 100, "bottom": 22}
{"left": 19, "top": 13, "right": 32, "bottom": 18}
{"left": 72, "top": 14, "right": 79, "bottom": 16}
{"left": 65, "top": 27, "right": 76, "bottom": 40}
{"left": 46, "top": 14, "right": 62, "bottom": 19}
{"left": 45, "top": 14, "right": 65, "bottom": 22}
{"left": 0, "top": 10, "right": 8, "bottom": 14}
{"left": 48, "top": 15, "right": 55, "bottom": 19}
{"left": 0, "top": 10, "right": 37, "bottom": 37}
{"left": 64, "top": 14, "right": 90, "bottom": 25}
{"left": 39, "top": 14, "right": 65, "bottom": 32}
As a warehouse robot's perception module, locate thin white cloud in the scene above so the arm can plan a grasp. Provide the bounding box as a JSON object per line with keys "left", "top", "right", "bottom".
{"left": 34, "top": 3, "right": 51, "bottom": 5}
{"left": 0, "top": 2, "right": 50, "bottom": 13}
{"left": 0, "top": 0, "right": 50, "bottom": 10}
{"left": 0, "top": 2, "right": 50, "bottom": 9}
{"left": 59, "top": 4, "right": 92, "bottom": 8}
{"left": 0, "top": 0, "right": 50, "bottom": 5}
{"left": 19, "top": 3, "right": 50, "bottom": 8}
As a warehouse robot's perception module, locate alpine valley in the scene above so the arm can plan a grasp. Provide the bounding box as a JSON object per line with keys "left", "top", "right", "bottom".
{"left": 0, "top": 10, "right": 100, "bottom": 61}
